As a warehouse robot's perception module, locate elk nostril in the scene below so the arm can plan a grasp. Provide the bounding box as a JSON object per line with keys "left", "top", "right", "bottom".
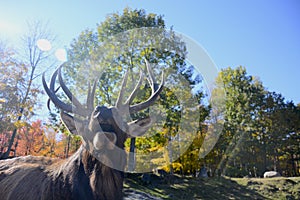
{"left": 106, "top": 133, "right": 117, "bottom": 150}
{"left": 93, "top": 132, "right": 117, "bottom": 150}
{"left": 107, "top": 133, "right": 117, "bottom": 144}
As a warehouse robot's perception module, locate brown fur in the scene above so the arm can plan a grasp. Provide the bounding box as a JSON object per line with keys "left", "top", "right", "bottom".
{"left": 0, "top": 146, "right": 126, "bottom": 200}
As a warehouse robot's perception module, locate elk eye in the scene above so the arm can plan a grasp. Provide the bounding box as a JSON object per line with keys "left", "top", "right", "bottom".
{"left": 93, "top": 106, "right": 101, "bottom": 118}
{"left": 94, "top": 106, "right": 101, "bottom": 113}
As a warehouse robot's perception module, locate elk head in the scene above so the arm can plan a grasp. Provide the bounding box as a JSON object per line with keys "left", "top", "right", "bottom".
{"left": 42, "top": 60, "right": 164, "bottom": 169}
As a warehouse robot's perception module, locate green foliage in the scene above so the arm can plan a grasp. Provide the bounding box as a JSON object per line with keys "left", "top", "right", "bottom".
{"left": 207, "top": 66, "right": 300, "bottom": 177}
{"left": 97, "top": 8, "right": 165, "bottom": 40}
{"left": 0, "top": 45, "right": 39, "bottom": 134}
{"left": 63, "top": 8, "right": 209, "bottom": 172}
{"left": 0, "top": 47, "right": 25, "bottom": 132}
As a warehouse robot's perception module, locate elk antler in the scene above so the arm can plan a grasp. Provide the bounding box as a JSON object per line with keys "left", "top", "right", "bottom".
{"left": 42, "top": 66, "right": 97, "bottom": 117}
{"left": 115, "top": 59, "right": 164, "bottom": 115}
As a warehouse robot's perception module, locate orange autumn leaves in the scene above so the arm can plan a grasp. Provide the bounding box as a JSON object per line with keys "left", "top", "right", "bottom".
{"left": 0, "top": 120, "right": 78, "bottom": 158}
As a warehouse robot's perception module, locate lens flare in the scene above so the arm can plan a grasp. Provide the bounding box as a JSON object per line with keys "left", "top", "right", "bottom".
{"left": 36, "top": 39, "right": 52, "bottom": 51}
{"left": 55, "top": 48, "right": 67, "bottom": 62}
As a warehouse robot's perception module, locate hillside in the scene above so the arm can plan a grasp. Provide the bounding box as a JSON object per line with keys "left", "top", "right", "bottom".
{"left": 124, "top": 175, "right": 300, "bottom": 199}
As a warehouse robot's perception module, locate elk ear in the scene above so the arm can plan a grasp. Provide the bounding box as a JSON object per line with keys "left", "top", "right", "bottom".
{"left": 127, "top": 117, "right": 153, "bottom": 137}
{"left": 60, "top": 111, "right": 85, "bottom": 135}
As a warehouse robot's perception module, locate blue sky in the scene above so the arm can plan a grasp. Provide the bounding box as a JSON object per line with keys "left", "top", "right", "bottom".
{"left": 1, "top": 0, "right": 300, "bottom": 103}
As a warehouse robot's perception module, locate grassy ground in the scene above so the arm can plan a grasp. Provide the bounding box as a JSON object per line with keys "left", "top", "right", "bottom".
{"left": 124, "top": 174, "right": 300, "bottom": 200}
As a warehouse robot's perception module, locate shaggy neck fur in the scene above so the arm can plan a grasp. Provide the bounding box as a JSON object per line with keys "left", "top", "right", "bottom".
{"left": 48, "top": 146, "right": 125, "bottom": 200}
{"left": 0, "top": 146, "right": 126, "bottom": 200}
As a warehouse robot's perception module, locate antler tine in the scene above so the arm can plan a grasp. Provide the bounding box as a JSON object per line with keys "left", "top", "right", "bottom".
{"left": 124, "top": 70, "right": 144, "bottom": 105}
{"left": 47, "top": 86, "right": 60, "bottom": 110}
{"left": 129, "top": 66, "right": 164, "bottom": 114}
{"left": 42, "top": 71, "right": 74, "bottom": 114}
{"left": 50, "top": 70, "right": 58, "bottom": 91}
{"left": 87, "top": 79, "right": 97, "bottom": 112}
{"left": 57, "top": 67, "right": 87, "bottom": 115}
{"left": 87, "top": 81, "right": 91, "bottom": 110}
{"left": 145, "top": 59, "right": 156, "bottom": 91}
{"left": 116, "top": 69, "right": 129, "bottom": 108}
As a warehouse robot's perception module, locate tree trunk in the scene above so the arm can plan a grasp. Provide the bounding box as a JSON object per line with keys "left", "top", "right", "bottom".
{"left": 65, "top": 135, "right": 71, "bottom": 158}
{"left": 1, "top": 61, "right": 35, "bottom": 160}
{"left": 1, "top": 108, "right": 23, "bottom": 159}
{"left": 128, "top": 138, "right": 136, "bottom": 171}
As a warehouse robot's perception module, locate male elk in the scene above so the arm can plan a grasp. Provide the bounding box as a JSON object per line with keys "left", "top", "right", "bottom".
{"left": 0, "top": 61, "right": 164, "bottom": 200}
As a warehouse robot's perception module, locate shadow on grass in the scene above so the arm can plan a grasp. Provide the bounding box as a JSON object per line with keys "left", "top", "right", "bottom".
{"left": 124, "top": 174, "right": 265, "bottom": 200}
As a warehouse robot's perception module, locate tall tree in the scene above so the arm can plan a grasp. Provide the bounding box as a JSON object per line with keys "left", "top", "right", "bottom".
{"left": 1, "top": 21, "right": 55, "bottom": 159}
{"left": 62, "top": 8, "right": 208, "bottom": 172}
{"left": 0, "top": 43, "right": 27, "bottom": 134}
{"left": 258, "top": 93, "right": 300, "bottom": 176}
{"left": 0, "top": 43, "right": 36, "bottom": 158}
{"left": 209, "top": 66, "right": 265, "bottom": 176}
{"left": 209, "top": 66, "right": 300, "bottom": 177}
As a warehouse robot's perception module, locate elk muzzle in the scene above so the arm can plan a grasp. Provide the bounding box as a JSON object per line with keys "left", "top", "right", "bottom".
{"left": 93, "top": 132, "right": 117, "bottom": 150}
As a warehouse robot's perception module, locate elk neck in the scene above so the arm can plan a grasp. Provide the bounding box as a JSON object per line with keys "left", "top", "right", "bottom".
{"left": 48, "top": 145, "right": 126, "bottom": 200}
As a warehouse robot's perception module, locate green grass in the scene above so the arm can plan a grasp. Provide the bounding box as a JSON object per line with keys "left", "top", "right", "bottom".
{"left": 232, "top": 177, "right": 300, "bottom": 200}
{"left": 124, "top": 175, "right": 300, "bottom": 200}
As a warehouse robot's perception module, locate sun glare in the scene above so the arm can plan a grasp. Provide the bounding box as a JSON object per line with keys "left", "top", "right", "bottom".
{"left": 55, "top": 48, "right": 67, "bottom": 62}
{"left": 36, "top": 39, "right": 52, "bottom": 51}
